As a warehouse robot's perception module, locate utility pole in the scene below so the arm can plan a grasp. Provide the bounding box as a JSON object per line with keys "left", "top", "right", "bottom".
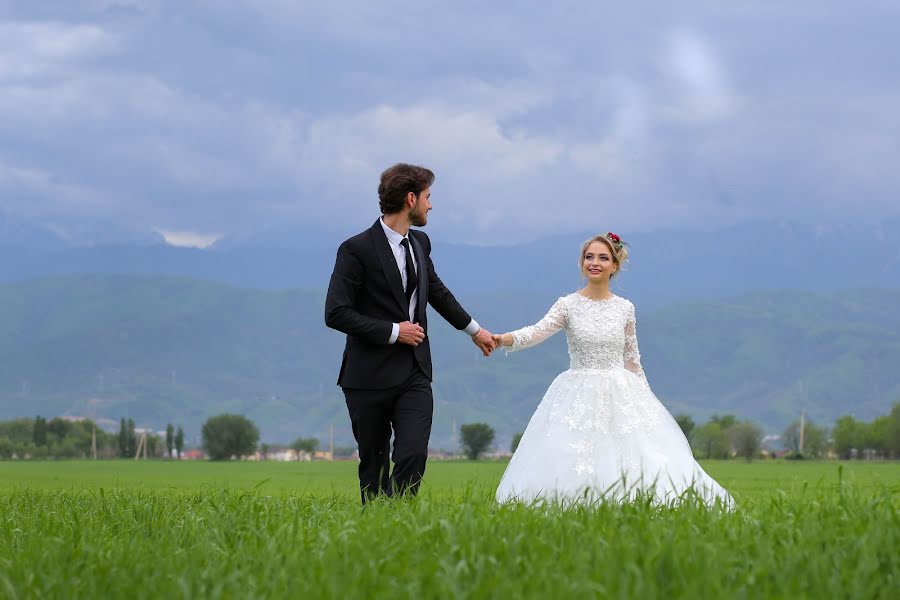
{"left": 799, "top": 409, "right": 806, "bottom": 454}
{"left": 91, "top": 427, "right": 97, "bottom": 460}
{"left": 329, "top": 424, "right": 334, "bottom": 461}
{"left": 135, "top": 432, "right": 148, "bottom": 460}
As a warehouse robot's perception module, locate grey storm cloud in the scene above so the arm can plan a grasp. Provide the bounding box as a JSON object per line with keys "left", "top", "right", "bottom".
{"left": 0, "top": 0, "right": 898, "bottom": 244}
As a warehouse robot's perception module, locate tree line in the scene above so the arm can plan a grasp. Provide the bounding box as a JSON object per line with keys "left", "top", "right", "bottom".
{"left": 4, "top": 402, "right": 898, "bottom": 461}
{"left": 0, "top": 412, "right": 313, "bottom": 461}
{"left": 673, "top": 402, "right": 900, "bottom": 461}
{"left": 0, "top": 416, "right": 188, "bottom": 459}
{"left": 1, "top": 416, "right": 111, "bottom": 459}
{"left": 501, "top": 402, "right": 900, "bottom": 462}
{"left": 0, "top": 413, "right": 497, "bottom": 462}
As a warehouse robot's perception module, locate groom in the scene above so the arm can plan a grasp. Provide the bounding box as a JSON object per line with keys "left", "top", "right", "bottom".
{"left": 325, "top": 163, "right": 495, "bottom": 504}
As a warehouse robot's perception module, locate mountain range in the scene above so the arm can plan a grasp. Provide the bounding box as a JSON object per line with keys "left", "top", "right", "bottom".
{"left": 2, "top": 213, "right": 899, "bottom": 310}
{"left": 1, "top": 275, "right": 896, "bottom": 448}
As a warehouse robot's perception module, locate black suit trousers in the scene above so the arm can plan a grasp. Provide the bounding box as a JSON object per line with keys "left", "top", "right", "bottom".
{"left": 343, "top": 364, "right": 433, "bottom": 504}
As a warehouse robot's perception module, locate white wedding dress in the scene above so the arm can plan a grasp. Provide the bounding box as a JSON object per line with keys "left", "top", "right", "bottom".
{"left": 496, "top": 293, "right": 733, "bottom": 507}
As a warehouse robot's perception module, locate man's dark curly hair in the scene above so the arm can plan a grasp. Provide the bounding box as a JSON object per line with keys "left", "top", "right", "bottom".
{"left": 378, "top": 163, "right": 435, "bottom": 214}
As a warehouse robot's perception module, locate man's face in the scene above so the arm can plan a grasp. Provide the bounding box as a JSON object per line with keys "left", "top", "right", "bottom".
{"left": 409, "top": 187, "right": 432, "bottom": 227}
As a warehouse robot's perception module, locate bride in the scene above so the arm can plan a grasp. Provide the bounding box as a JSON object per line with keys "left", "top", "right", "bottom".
{"left": 492, "top": 233, "right": 733, "bottom": 507}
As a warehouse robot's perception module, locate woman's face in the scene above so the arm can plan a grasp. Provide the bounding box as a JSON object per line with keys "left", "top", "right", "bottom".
{"left": 582, "top": 240, "right": 616, "bottom": 281}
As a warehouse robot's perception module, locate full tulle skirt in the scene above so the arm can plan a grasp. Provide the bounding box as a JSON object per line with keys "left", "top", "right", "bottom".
{"left": 495, "top": 368, "right": 734, "bottom": 508}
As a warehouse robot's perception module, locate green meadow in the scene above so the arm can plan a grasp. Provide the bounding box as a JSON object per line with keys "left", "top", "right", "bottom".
{"left": 1, "top": 461, "right": 898, "bottom": 599}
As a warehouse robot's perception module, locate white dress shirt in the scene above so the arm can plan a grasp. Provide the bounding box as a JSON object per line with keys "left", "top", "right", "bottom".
{"left": 379, "top": 217, "right": 480, "bottom": 343}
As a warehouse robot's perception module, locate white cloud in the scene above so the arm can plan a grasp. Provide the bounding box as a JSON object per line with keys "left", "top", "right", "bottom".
{"left": 0, "top": 2, "right": 899, "bottom": 244}
{"left": 247, "top": 98, "right": 564, "bottom": 189}
{"left": 155, "top": 228, "right": 221, "bottom": 248}
{"left": 0, "top": 21, "right": 116, "bottom": 80}
{"left": 659, "top": 30, "right": 735, "bottom": 123}
{"left": 0, "top": 161, "right": 114, "bottom": 215}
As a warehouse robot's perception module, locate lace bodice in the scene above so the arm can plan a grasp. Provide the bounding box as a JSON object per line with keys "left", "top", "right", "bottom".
{"left": 508, "top": 294, "right": 648, "bottom": 384}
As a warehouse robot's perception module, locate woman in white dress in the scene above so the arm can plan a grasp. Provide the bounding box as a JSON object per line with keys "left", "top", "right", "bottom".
{"left": 492, "top": 233, "right": 733, "bottom": 507}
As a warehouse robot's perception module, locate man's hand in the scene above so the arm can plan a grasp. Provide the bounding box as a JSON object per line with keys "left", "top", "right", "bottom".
{"left": 471, "top": 327, "right": 496, "bottom": 357}
{"left": 397, "top": 321, "right": 426, "bottom": 346}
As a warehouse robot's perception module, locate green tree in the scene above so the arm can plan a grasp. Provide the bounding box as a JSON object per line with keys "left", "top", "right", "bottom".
{"left": 887, "top": 403, "right": 900, "bottom": 458}
{"left": 692, "top": 422, "right": 730, "bottom": 459}
{"left": 803, "top": 423, "right": 828, "bottom": 458}
{"left": 0, "top": 436, "right": 13, "bottom": 458}
{"left": 832, "top": 416, "right": 863, "bottom": 459}
{"left": 174, "top": 426, "right": 184, "bottom": 459}
{"left": 146, "top": 434, "right": 160, "bottom": 457}
{"left": 50, "top": 437, "right": 79, "bottom": 458}
{"left": 709, "top": 414, "right": 738, "bottom": 430}
{"left": 0, "top": 418, "right": 32, "bottom": 445}
{"left": 728, "top": 421, "right": 763, "bottom": 462}
{"left": 782, "top": 419, "right": 828, "bottom": 458}
{"left": 32, "top": 416, "right": 48, "bottom": 447}
{"left": 674, "top": 414, "right": 695, "bottom": 441}
{"left": 510, "top": 432, "right": 523, "bottom": 453}
{"left": 63, "top": 419, "right": 96, "bottom": 458}
{"left": 291, "top": 437, "right": 319, "bottom": 454}
{"left": 47, "top": 417, "right": 73, "bottom": 443}
{"left": 166, "top": 423, "right": 174, "bottom": 458}
{"left": 201, "top": 414, "right": 259, "bottom": 460}
{"left": 867, "top": 415, "right": 891, "bottom": 456}
{"left": 460, "top": 423, "right": 495, "bottom": 460}
{"left": 118, "top": 418, "right": 128, "bottom": 458}
{"left": 126, "top": 419, "right": 137, "bottom": 457}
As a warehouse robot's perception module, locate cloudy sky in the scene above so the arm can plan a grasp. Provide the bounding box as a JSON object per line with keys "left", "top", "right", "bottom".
{"left": 1, "top": 1, "right": 898, "bottom": 245}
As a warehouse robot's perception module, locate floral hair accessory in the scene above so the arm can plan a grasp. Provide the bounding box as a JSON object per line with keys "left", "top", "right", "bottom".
{"left": 605, "top": 232, "right": 626, "bottom": 252}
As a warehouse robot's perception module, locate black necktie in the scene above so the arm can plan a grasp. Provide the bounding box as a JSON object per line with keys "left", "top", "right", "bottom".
{"left": 399, "top": 238, "right": 417, "bottom": 303}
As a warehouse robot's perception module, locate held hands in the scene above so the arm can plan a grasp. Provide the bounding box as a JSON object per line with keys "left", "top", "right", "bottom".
{"left": 399, "top": 322, "right": 500, "bottom": 355}
{"left": 492, "top": 333, "right": 512, "bottom": 348}
{"left": 397, "top": 321, "right": 426, "bottom": 346}
{"left": 471, "top": 327, "right": 496, "bottom": 357}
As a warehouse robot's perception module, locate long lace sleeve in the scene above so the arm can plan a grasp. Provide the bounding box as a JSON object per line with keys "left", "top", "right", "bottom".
{"left": 624, "top": 302, "right": 649, "bottom": 386}
{"left": 508, "top": 297, "right": 567, "bottom": 352}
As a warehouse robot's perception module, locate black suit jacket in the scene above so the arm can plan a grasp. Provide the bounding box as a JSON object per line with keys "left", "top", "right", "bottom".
{"left": 325, "top": 219, "right": 473, "bottom": 389}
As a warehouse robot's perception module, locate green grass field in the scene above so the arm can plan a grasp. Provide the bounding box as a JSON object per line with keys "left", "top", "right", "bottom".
{"left": 1, "top": 460, "right": 898, "bottom": 599}
{"left": 2, "top": 459, "right": 899, "bottom": 497}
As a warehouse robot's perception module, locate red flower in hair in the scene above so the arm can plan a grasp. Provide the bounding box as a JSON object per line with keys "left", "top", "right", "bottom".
{"left": 605, "top": 232, "right": 625, "bottom": 251}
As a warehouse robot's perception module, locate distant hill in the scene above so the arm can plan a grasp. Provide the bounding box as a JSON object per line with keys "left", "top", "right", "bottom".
{"left": 0, "top": 276, "right": 897, "bottom": 448}
{"left": 2, "top": 220, "right": 899, "bottom": 310}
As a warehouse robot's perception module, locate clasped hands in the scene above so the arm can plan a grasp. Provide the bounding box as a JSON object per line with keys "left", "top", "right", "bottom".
{"left": 397, "top": 321, "right": 507, "bottom": 358}
{"left": 473, "top": 328, "right": 514, "bottom": 357}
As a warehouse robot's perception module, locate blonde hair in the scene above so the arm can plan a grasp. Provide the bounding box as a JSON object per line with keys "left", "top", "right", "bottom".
{"left": 579, "top": 234, "right": 629, "bottom": 278}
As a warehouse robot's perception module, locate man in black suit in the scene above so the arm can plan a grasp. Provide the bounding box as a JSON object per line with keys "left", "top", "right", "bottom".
{"left": 325, "top": 163, "right": 495, "bottom": 504}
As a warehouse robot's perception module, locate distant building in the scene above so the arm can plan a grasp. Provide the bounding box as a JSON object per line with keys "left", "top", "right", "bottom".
{"left": 427, "top": 449, "right": 456, "bottom": 460}
{"left": 246, "top": 448, "right": 327, "bottom": 461}
{"left": 482, "top": 450, "right": 512, "bottom": 460}
{"left": 269, "top": 448, "right": 301, "bottom": 462}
